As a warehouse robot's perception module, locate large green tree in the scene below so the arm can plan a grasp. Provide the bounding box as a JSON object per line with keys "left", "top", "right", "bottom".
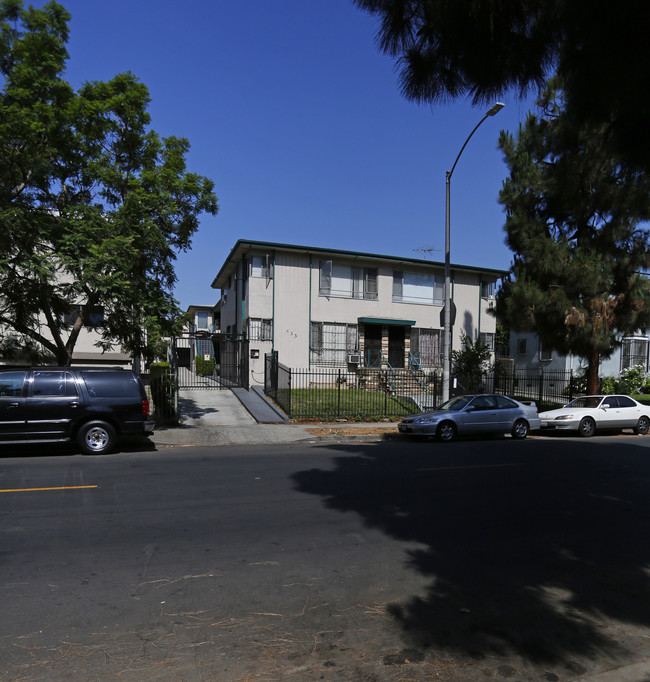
{"left": 353, "top": 0, "right": 650, "bottom": 171}
{"left": 0, "top": 0, "right": 218, "bottom": 366}
{"left": 495, "top": 80, "right": 650, "bottom": 393}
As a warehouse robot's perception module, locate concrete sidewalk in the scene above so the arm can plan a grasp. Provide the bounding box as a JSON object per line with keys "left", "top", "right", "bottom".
{"left": 150, "top": 387, "right": 398, "bottom": 447}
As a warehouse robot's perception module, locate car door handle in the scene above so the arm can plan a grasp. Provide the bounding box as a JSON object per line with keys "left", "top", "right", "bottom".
{"left": 7, "top": 402, "right": 19, "bottom": 409}
{"left": 69, "top": 401, "right": 80, "bottom": 409}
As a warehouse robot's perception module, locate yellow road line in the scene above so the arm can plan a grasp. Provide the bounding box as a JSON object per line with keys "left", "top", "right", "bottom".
{"left": 418, "top": 463, "right": 524, "bottom": 472}
{"left": 0, "top": 485, "right": 98, "bottom": 493}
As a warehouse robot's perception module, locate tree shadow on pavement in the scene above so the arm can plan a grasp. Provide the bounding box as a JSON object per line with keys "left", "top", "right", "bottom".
{"left": 291, "top": 437, "right": 650, "bottom": 671}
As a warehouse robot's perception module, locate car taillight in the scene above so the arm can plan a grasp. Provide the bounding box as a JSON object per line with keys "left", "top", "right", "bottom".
{"left": 142, "top": 399, "right": 150, "bottom": 417}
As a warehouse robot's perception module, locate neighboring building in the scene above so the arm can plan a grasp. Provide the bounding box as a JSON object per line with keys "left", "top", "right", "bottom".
{"left": 211, "top": 239, "right": 505, "bottom": 386}
{"left": 185, "top": 304, "right": 219, "bottom": 335}
{"left": 0, "top": 304, "right": 132, "bottom": 368}
{"left": 507, "top": 331, "right": 650, "bottom": 376}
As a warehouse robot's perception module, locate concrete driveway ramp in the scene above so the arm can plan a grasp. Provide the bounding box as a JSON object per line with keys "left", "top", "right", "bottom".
{"left": 232, "top": 387, "right": 288, "bottom": 424}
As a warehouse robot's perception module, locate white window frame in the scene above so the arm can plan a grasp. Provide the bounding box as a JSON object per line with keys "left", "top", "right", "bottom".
{"left": 319, "top": 261, "right": 377, "bottom": 300}
{"left": 393, "top": 271, "right": 443, "bottom": 305}
{"left": 248, "top": 318, "right": 273, "bottom": 341}
{"left": 621, "top": 337, "right": 649, "bottom": 371}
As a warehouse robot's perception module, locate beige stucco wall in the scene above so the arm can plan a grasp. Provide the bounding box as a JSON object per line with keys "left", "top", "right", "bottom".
{"left": 218, "top": 248, "right": 500, "bottom": 381}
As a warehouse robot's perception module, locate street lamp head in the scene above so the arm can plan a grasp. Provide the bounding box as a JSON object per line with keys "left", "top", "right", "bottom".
{"left": 486, "top": 102, "right": 505, "bottom": 116}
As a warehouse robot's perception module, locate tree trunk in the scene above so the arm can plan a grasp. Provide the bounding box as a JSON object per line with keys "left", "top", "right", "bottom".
{"left": 586, "top": 349, "right": 600, "bottom": 394}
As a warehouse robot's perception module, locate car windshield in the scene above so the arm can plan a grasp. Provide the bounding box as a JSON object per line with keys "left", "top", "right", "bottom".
{"left": 566, "top": 396, "right": 604, "bottom": 408}
{"left": 437, "top": 396, "right": 473, "bottom": 411}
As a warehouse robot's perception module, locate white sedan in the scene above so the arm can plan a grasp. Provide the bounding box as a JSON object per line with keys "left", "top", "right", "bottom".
{"left": 539, "top": 395, "right": 650, "bottom": 437}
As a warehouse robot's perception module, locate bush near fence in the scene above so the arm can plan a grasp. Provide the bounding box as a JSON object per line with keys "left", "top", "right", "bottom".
{"left": 150, "top": 361, "right": 178, "bottom": 425}
{"left": 195, "top": 356, "right": 215, "bottom": 377}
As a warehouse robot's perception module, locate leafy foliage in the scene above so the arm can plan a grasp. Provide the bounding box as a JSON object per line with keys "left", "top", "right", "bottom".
{"left": 353, "top": 0, "right": 650, "bottom": 171}
{"left": 0, "top": 1, "right": 218, "bottom": 365}
{"left": 452, "top": 332, "right": 492, "bottom": 392}
{"left": 495, "top": 79, "right": 650, "bottom": 393}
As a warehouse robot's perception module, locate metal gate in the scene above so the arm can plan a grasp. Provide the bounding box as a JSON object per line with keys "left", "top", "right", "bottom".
{"left": 172, "top": 333, "right": 248, "bottom": 389}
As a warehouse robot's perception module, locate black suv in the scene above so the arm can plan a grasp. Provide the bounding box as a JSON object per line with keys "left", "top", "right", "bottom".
{"left": 0, "top": 367, "right": 155, "bottom": 454}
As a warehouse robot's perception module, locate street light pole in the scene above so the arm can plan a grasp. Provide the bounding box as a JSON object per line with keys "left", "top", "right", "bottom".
{"left": 442, "top": 102, "right": 505, "bottom": 403}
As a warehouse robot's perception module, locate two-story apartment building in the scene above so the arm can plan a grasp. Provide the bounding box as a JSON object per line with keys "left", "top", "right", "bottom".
{"left": 212, "top": 240, "right": 505, "bottom": 386}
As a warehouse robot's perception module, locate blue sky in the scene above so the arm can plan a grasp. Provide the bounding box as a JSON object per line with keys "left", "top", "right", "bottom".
{"left": 45, "top": 0, "right": 536, "bottom": 308}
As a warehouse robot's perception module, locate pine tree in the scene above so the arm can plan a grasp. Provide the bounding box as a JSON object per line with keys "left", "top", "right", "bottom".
{"left": 495, "top": 79, "right": 650, "bottom": 393}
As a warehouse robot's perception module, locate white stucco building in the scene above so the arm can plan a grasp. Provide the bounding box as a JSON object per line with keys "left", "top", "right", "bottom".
{"left": 212, "top": 240, "right": 505, "bottom": 386}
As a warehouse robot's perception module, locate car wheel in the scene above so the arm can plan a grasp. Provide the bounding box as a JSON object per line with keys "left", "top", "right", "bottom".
{"left": 511, "top": 419, "right": 529, "bottom": 440}
{"left": 634, "top": 416, "right": 650, "bottom": 435}
{"left": 77, "top": 420, "right": 116, "bottom": 455}
{"left": 437, "top": 421, "right": 456, "bottom": 442}
{"left": 578, "top": 417, "right": 596, "bottom": 438}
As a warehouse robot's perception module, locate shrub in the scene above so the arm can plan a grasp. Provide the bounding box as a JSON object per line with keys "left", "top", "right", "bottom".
{"left": 150, "top": 362, "right": 177, "bottom": 424}
{"left": 195, "top": 356, "right": 215, "bottom": 377}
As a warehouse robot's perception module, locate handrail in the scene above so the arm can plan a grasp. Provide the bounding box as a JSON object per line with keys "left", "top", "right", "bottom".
{"left": 380, "top": 351, "right": 396, "bottom": 391}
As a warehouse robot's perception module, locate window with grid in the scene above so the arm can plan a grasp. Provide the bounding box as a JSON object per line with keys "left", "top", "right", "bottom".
{"left": 480, "top": 332, "right": 495, "bottom": 352}
{"left": 319, "top": 261, "right": 377, "bottom": 300}
{"left": 248, "top": 318, "right": 272, "bottom": 341}
{"left": 310, "top": 322, "right": 358, "bottom": 366}
{"left": 410, "top": 328, "right": 442, "bottom": 367}
{"left": 621, "top": 337, "right": 649, "bottom": 371}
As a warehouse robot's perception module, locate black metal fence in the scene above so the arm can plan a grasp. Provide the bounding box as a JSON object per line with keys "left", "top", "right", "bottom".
{"left": 172, "top": 334, "right": 249, "bottom": 390}
{"left": 265, "top": 356, "right": 441, "bottom": 419}
{"left": 264, "top": 359, "right": 583, "bottom": 420}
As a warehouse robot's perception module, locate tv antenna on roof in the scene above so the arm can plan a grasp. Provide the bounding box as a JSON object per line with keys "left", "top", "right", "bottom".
{"left": 413, "top": 246, "right": 439, "bottom": 260}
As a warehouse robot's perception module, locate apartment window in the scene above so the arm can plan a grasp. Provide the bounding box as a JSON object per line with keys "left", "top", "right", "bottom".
{"left": 319, "top": 261, "right": 378, "bottom": 300}
{"left": 310, "top": 322, "right": 358, "bottom": 366}
{"left": 410, "top": 328, "right": 442, "bottom": 367}
{"left": 480, "top": 332, "right": 495, "bottom": 352}
{"left": 481, "top": 281, "right": 496, "bottom": 299}
{"left": 64, "top": 306, "right": 104, "bottom": 327}
{"left": 517, "top": 338, "right": 527, "bottom": 356}
{"left": 621, "top": 337, "right": 649, "bottom": 371}
{"left": 393, "top": 271, "right": 444, "bottom": 305}
{"left": 196, "top": 311, "right": 209, "bottom": 330}
{"left": 248, "top": 318, "right": 272, "bottom": 341}
{"left": 251, "top": 255, "right": 272, "bottom": 279}
{"left": 539, "top": 341, "right": 552, "bottom": 362}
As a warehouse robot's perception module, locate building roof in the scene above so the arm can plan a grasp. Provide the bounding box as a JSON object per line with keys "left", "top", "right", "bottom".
{"left": 211, "top": 239, "right": 507, "bottom": 289}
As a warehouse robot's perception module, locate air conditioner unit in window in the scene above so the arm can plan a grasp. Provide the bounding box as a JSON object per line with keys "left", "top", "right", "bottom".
{"left": 487, "top": 299, "right": 496, "bottom": 309}
{"left": 347, "top": 354, "right": 361, "bottom": 364}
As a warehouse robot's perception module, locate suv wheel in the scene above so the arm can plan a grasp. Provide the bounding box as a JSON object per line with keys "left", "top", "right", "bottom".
{"left": 78, "top": 420, "right": 116, "bottom": 455}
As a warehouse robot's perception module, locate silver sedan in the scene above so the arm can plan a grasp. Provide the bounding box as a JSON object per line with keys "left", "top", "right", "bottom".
{"left": 398, "top": 394, "right": 541, "bottom": 442}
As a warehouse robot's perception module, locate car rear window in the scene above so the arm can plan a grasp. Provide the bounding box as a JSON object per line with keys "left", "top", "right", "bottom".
{"left": 81, "top": 371, "right": 141, "bottom": 398}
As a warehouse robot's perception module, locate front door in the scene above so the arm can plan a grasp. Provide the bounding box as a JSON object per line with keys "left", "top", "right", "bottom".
{"left": 364, "top": 325, "right": 382, "bottom": 368}
{"left": 388, "top": 327, "right": 405, "bottom": 368}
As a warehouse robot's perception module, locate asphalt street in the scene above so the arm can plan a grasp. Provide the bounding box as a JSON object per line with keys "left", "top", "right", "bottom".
{"left": 2, "top": 435, "right": 650, "bottom": 681}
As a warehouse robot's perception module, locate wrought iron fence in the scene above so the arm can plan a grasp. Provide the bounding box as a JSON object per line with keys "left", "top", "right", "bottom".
{"left": 265, "top": 356, "right": 441, "bottom": 419}
{"left": 264, "top": 359, "right": 583, "bottom": 420}
{"left": 454, "top": 368, "right": 582, "bottom": 408}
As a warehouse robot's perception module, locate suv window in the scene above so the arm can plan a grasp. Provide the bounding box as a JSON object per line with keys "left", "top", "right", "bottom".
{"left": 81, "top": 371, "right": 141, "bottom": 398}
{"left": 0, "top": 370, "right": 26, "bottom": 397}
{"left": 32, "top": 370, "right": 78, "bottom": 397}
